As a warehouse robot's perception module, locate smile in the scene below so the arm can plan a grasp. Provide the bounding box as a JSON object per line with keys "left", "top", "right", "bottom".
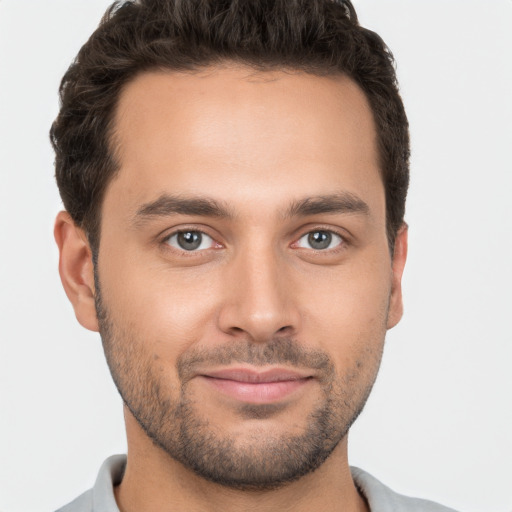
{"left": 198, "top": 368, "right": 313, "bottom": 404}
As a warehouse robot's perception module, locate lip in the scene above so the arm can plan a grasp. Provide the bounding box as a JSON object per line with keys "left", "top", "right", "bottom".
{"left": 198, "top": 367, "right": 313, "bottom": 404}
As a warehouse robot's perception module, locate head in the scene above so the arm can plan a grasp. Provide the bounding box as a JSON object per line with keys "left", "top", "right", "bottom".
{"left": 53, "top": 0, "right": 409, "bottom": 491}
{"left": 51, "top": 0, "right": 409, "bottom": 255}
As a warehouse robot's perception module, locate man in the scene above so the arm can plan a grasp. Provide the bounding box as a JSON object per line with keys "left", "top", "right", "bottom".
{"left": 51, "top": 0, "right": 455, "bottom": 510}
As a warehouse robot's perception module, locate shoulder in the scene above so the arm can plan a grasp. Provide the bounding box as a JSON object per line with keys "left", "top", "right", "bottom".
{"left": 54, "top": 489, "right": 93, "bottom": 512}
{"left": 54, "top": 455, "right": 126, "bottom": 512}
{"left": 351, "top": 467, "right": 459, "bottom": 512}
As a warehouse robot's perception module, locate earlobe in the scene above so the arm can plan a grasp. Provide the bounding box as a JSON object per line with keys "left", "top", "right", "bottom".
{"left": 387, "top": 223, "right": 408, "bottom": 329}
{"left": 54, "top": 211, "right": 99, "bottom": 332}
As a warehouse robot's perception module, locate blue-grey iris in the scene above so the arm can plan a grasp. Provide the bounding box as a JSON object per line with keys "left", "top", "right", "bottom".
{"left": 178, "top": 231, "right": 202, "bottom": 250}
{"left": 308, "top": 231, "right": 332, "bottom": 250}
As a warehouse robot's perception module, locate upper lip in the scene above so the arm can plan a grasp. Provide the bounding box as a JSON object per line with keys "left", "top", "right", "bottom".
{"left": 200, "top": 367, "right": 312, "bottom": 383}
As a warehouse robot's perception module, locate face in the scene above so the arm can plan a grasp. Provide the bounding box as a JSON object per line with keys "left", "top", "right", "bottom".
{"left": 84, "top": 66, "right": 406, "bottom": 489}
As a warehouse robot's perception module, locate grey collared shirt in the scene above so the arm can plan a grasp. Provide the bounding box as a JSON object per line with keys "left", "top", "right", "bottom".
{"left": 56, "top": 455, "right": 458, "bottom": 512}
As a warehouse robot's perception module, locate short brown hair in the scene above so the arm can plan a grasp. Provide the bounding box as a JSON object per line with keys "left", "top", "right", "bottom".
{"left": 50, "top": 0, "right": 409, "bottom": 253}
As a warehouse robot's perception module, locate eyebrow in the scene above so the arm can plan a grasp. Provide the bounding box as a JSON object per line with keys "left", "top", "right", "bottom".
{"left": 284, "top": 192, "right": 370, "bottom": 218}
{"left": 133, "top": 195, "right": 234, "bottom": 225}
{"left": 133, "top": 191, "right": 369, "bottom": 226}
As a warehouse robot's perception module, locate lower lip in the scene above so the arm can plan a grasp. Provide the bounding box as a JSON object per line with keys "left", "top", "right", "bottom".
{"left": 200, "top": 376, "right": 310, "bottom": 404}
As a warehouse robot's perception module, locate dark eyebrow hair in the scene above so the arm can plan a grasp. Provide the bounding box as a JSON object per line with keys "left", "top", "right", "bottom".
{"left": 284, "top": 192, "right": 370, "bottom": 218}
{"left": 133, "top": 194, "right": 233, "bottom": 225}
{"left": 132, "top": 191, "right": 369, "bottom": 226}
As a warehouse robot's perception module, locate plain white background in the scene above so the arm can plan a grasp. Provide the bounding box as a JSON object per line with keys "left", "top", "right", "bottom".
{"left": 0, "top": 1, "right": 511, "bottom": 511}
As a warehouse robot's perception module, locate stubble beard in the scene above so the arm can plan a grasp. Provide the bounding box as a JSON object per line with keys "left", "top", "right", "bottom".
{"left": 94, "top": 280, "right": 384, "bottom": 491}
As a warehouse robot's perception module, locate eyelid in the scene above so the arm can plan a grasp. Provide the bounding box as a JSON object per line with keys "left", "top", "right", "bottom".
{"left": 157, "top": 224, "right": 350, "bottom": 255}
{"left": 161, "top": 227, "right": 223, "bottom": 253}
{"left": 291, "top": 226, "right": 348, "bottom": 251}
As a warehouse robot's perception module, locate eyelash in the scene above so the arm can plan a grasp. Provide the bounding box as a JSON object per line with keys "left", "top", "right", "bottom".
{"left": 292, "top": 228, "right": 346, "bottom": 253}
{"left": 160, "top": 226, "right": 348, "bottom": 255}
{"left": 161, "top": 228, "right": 220, "bottom": 255}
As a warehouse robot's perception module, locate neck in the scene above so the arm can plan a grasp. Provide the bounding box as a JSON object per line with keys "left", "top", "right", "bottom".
{"left": 114, "top": 411, "right": 368, "bottom": 512}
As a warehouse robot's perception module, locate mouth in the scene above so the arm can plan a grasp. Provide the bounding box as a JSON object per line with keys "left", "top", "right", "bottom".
{"left": 198, "top": 367, "right": 314, "bottom": 404}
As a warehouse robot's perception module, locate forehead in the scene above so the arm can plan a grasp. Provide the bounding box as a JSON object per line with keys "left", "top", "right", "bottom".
{"left": 107, "top": 65, "right": 382, "bottom": 219}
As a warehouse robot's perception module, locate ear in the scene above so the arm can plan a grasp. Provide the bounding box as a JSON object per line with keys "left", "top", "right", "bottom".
{"left": 387, "top": 223, "right": 408, "bottom": 329}
{"left": 54, "top": 211, "right": 99, "bottom": 332}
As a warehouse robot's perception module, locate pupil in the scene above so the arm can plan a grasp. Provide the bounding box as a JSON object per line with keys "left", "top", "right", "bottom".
{"left": 308, "top": 231, "right": 331, "bottom": 250}
{"left": 178, "top": 231, "right": 202, "bottom": 250}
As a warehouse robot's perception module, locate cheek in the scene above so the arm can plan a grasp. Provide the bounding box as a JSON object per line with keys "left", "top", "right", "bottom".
{"left": 301, "top": 260, "right": 391, "bottom": 365}
{"left": 98, "top": 250, "right": 221, "bottom": 361}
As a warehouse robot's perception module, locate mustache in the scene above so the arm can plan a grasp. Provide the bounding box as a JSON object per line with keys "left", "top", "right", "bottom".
{"left": 176, "top": 337, "right": 334, "bottom": 382}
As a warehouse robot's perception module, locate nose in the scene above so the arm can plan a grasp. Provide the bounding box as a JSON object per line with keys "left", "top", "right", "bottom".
{"left": 217, "top": 244, "right": 301, "bottom": 343}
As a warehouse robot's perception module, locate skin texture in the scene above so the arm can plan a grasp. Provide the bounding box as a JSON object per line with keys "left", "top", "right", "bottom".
{"left": 55, "top": 65, "right": 407, "bottom": 512}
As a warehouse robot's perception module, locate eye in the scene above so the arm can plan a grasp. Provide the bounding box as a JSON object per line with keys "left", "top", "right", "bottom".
{"left": 296, "top": 230, "right": 343, "bottom": 251}
{"left": 165, "top": 230, "right": 216, "bottom": 251}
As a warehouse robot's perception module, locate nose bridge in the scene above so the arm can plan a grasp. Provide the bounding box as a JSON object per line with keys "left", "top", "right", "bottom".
{"left": 219, "top": 237, "right": 299, "bottom": 341}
